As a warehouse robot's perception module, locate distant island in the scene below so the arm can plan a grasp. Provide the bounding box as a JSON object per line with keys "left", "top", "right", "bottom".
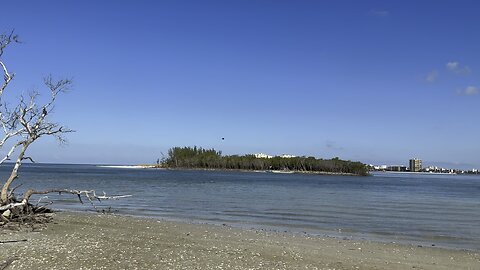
{"left": 153, "top": 146, "right": 368, "bottom": 176}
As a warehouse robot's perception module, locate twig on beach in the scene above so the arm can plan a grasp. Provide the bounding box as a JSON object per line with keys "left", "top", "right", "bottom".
{"left": 0, "top": 239, "right": 27, "bottom": 244}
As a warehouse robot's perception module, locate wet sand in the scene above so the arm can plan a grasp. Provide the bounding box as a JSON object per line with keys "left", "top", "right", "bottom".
{"left": 0, "top": 212, "right": 478, "bottom": 269}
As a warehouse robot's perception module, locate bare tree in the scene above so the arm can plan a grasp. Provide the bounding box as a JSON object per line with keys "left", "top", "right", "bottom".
{"left": 0, "top": 31, "right": 129, "bottom": 222}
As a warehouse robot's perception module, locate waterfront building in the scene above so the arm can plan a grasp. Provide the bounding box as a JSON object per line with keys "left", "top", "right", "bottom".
{"left": 387, "top": 165, "right": 407, "bottom": 172}
{"left": 409, "top": 158, "right": 422, "bottom": 172}
{"left": 254, "top": 153, "right": 273, "bottom": 159}
{"left": 279, "top": 154, "right": 296, "bottom": 158}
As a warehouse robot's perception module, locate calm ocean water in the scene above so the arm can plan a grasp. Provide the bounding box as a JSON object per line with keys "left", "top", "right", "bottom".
{"left": 2, "top": 163, "right": 479, "bottom": 250}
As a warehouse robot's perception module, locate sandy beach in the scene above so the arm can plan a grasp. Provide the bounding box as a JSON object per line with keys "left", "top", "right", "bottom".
{"left": 0, "top": 212, "right": 478, "bottom": 270}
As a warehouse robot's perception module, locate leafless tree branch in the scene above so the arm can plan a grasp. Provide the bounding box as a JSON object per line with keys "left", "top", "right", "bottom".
{"left": 0, "top": 30, "right": 19, "bottom": 96}
{"left": 22, "top": 156, "right": 35, "bottom": 163}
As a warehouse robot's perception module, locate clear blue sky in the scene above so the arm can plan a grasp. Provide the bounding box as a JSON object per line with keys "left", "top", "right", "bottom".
{"left": 1, "top": 0, "right": 479, "bottom": 168}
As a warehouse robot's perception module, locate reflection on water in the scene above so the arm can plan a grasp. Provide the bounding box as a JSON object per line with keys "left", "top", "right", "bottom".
{"left": 3, "top": 164, "right": 480, "bottom": 250}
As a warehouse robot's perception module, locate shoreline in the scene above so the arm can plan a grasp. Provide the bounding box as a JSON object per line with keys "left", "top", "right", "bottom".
{"left": 97, "top": 165, "right": 159, "bottom": 169}
{"left": 103, "top": 165, "right": 365, "bottom": 176}
{"left": 1, "top": 212, "right": 478, "bottom": 269}
{"left": 166, "top": 167, "right": 364, "bottom": 176}
{"left": 372, "top": 171, "right": 457, "bottom": 175}
{"left": 48, "top": 208, "right": 480, "bottom": 252}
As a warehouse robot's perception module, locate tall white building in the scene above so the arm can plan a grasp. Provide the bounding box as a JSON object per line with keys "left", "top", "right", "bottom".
{"left": 409, "top": 158, "right": 422, "bottom": 172}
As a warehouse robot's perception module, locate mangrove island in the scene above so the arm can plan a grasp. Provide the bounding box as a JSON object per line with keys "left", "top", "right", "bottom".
{"left": 160, "top": 146, "right": 369, "bottom": 176}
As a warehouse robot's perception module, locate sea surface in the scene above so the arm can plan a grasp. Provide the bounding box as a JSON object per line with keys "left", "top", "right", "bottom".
{"left": 2, "top": 163, "right": 479, "bottom": 250}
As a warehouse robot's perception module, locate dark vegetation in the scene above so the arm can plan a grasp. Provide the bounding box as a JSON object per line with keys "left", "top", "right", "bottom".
{"left": 162, "top": 146, "right": 369, "bottom": 176}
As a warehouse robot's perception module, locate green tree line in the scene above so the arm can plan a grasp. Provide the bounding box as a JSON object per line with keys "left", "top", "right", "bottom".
{"left": 163, "top": 146, "right": 368, "bottom": 176}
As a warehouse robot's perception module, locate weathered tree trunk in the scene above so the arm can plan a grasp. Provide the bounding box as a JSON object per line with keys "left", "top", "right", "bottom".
{"left": 0, "top": 142, "right": 29, "bottom": 204}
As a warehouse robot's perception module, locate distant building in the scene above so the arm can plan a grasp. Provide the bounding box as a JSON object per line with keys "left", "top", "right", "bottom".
{"left": 387, "top": 165, "right": 407, "bottom": 172}
{"left": 409, "top": 158, "right": 422, "bottom": 172}
{"left": 279, "top": 154, "right": 296, "bottom": 158}
{"left": 254, "top": 153, "right": 273, "bottom": 159}
{"left": 371, "top": 165, "right": 388, "bottom": 170}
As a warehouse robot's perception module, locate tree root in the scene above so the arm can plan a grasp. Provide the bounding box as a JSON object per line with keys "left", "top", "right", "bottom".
{"left": 0, "top": 201, "right": 54, "bottom": 231}
{"left": 1, "top": 189, "right": 130, "bottom": 231}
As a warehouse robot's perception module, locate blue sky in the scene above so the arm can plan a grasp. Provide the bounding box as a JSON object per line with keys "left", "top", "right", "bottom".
{"left": 1, "top": 0, "right": 479, "bottom": 168}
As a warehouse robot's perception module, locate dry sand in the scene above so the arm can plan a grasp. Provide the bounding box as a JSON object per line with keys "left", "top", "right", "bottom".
{"left": 0, "top": 212, "right": 478, "bottom": 269}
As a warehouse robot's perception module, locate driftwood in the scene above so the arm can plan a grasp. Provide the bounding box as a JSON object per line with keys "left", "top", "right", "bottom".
{"left": 0, "top": 189, "right": 131, "bottom": 212}
{"left": 0, "top": 189, "right": 131, "bottom": 225}
{"left": 0, "top": 239, "right": 27, "bottom": 244}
